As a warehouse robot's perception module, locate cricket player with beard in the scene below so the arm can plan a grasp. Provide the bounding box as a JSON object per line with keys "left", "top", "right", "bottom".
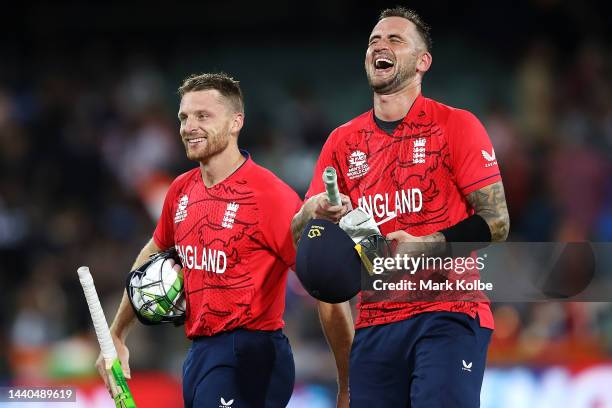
{"left": 96, "top": 73, "right": 301, "bottom": 407}
{"left": 292, "top": 7, "right": 510, "bottom": 407}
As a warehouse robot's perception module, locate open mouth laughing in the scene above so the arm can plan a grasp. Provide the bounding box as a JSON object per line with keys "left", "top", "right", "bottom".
{"left": 373, "top": 56, "right": 395, "bottom": 74}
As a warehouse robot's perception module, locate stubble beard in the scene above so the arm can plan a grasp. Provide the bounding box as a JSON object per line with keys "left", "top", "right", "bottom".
{"left": 367, "top": 58, "right": 417, "bottom": 95}
{"left": 184, "top": 130, "right": 231, "bottom": 163}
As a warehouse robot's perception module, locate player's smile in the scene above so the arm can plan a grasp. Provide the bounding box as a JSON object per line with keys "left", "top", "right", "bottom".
{"left": 185, "top": 136, "right": 207, "bottom": 146}
{"left": 182, "top": 133, "right": 211, "bottom": 159}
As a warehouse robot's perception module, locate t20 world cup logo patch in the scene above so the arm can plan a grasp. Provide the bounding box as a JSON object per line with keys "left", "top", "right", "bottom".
{"left": 347, "top": 150, "right": 369, "bottom": 180}
{"left": 174, "top": 194, "right": 189, "bottom": 223}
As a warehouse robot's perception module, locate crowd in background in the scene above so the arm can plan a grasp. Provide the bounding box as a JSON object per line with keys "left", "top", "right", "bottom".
{"left": 0, "top": 1, "right": 611, "bottom": 402}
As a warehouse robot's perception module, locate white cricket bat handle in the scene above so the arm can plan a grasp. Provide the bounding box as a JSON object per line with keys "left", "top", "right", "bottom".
{"left": 77, "top": 266, "right": 117, "bottom": 361}
{"left": 323, "top": 167, "right": 341, "bottom": 206}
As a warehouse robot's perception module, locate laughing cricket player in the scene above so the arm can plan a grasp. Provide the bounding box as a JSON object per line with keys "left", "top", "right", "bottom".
{"left": 292, "top": 7, "right": 510, "bottom": 407}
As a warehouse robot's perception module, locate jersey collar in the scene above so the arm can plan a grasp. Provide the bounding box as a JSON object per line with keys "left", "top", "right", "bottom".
{"left": 199, "top": 149, "right": 252, "bottom": 188}
{"left": 371, "top": 93, "right": 426, "bottom": 134}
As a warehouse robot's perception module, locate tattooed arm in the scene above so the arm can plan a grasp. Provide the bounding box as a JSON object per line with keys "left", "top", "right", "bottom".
{"left": 465, "top": 181, "right": 510, "bottom": 242}
{"left": 387, "top": 181, "right": 510, "bottom": 253}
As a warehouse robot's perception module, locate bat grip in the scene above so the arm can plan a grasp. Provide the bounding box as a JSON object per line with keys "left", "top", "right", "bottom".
{"left": 323, "top": 167, "right": 341, "bottom": 206}
{"left": 78, "top": 266, "right": 117, "bottom": 361}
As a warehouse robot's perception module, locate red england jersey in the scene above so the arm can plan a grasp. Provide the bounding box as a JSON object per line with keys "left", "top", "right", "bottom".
{"left": 306, "top": 95, "right": 501, "bottom": 330}
{"left": 154, "top": 153, "right": 302, "bottom": 338}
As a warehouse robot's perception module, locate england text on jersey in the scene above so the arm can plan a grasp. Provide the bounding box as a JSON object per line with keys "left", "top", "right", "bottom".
{"left": 358, "top": 188, "right": 423, "bottom": 223}
{"left": 176, "top": 245, "right": 227, "bottom": 273}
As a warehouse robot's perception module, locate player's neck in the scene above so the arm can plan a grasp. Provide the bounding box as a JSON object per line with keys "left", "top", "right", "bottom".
{"left": 373, "top": 80, "right": 421, "bottom": 122}
{"left": 199, "top": 144, "right": 245, "bottom": 188}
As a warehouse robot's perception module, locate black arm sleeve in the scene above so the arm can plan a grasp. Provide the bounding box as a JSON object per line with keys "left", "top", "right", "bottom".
{"left": 440, "top": 214, "right": 491, "bottom": 243}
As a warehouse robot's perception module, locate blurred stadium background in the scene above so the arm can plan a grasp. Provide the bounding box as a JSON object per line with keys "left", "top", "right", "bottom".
{"left": 0, "top": 1, "right": 611, "bottom": 407}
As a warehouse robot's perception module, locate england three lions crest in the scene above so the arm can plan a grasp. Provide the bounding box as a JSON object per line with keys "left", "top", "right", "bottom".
{"left": 222, "top": 202, "right": 239, "bottom": 229}
{"left": 412, "top": 138, "right": 427, "bottom": 164}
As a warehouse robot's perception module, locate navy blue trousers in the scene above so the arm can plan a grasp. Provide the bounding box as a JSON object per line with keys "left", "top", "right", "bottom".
{"left": 350, "top": 312, "right": 492, "bottom": 408}
{"left": 182, "top": 329, "right": 295, "bottom": 408}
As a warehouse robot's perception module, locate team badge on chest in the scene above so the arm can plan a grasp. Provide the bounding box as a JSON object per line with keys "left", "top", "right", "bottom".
{"left": 412, "top": 138, "right": 427, "bottom": 164}
{"left": 222, "top": 202, "right": 239, "bottom": 229}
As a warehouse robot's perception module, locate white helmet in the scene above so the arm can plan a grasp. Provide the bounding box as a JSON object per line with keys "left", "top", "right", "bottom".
{"left": 126, "top": 248, "right": 186, "bottom": 325}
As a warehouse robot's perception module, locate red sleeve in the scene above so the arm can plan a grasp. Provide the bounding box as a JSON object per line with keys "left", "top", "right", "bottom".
{"left": 261, "top": 184, "right": 303, "bottom": 269}
{"left": 448, "top": 109, "right": 502, "bottom": 195}
{"left": 153, "top": 182, "right": 177, "bottom": 250}
{"left": 305, "top": 129, "right": 342, "bottom": 200}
